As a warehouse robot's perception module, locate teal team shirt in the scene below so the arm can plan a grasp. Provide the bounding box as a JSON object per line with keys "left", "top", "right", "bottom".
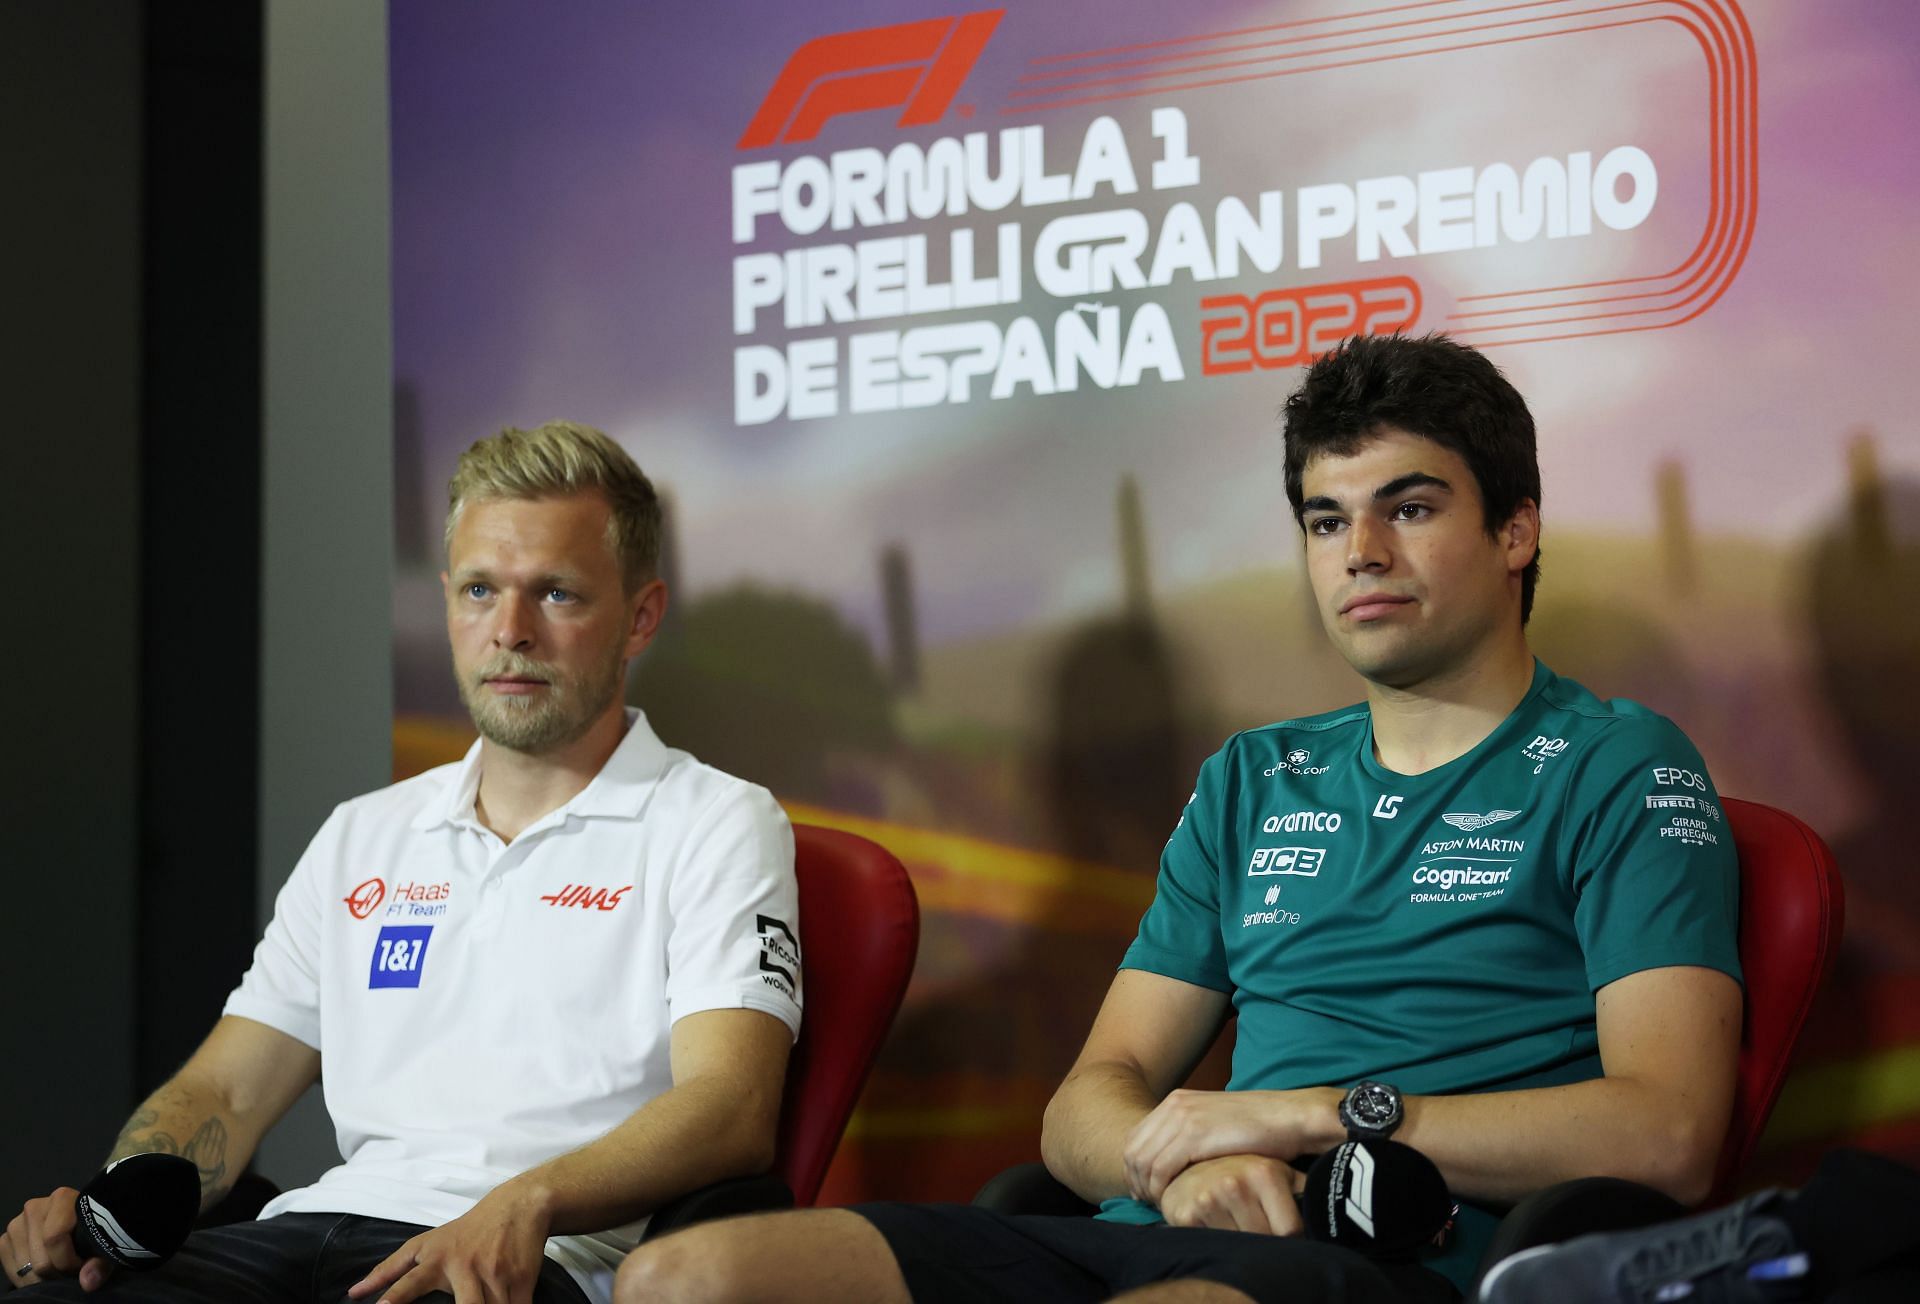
{"left": 1098, "top": 661, "right": 1742, "bottom": 1288}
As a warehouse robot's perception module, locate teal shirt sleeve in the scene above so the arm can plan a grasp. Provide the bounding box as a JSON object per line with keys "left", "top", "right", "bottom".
{"left": 1119, "top": 743, "right": 1233, "bottom": 993}
{"left": 1564, "top": 715, "right": 1742, "bottom": 992}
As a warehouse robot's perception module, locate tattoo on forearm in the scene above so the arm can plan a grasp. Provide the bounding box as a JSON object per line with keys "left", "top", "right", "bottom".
{"left": 106, "top": 1106, "right": 233, "bottom": 1204}
{"left": 107, "top": 1109, "right": 173, "bottom": 1160}
{"left": 182, "top": 1117, "right": 231, "bottom": 1200}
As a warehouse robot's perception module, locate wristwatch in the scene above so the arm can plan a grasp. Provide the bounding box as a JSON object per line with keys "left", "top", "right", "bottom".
{"left": 1339, "top": 1080, "right": 1404, "bottom": 1142}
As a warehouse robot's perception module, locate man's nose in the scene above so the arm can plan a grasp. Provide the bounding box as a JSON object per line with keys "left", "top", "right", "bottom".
{"left": 1347, "top": 516, "right": 1392, "bottom": 573}
{"left": 490, "top": 593, "right": 537, "bottom": 650}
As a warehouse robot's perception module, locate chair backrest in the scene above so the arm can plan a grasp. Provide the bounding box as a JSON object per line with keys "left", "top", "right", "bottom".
{"left": 775, "top": 824, "right": 920, "bottom": 1205}
{"left": 1713, "top": 797, "right": 1846, "bottom": 1195}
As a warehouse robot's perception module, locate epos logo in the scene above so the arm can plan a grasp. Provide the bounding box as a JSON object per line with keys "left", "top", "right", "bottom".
{"left": 738, "top": 10, "right": 1003, "bottom": 150}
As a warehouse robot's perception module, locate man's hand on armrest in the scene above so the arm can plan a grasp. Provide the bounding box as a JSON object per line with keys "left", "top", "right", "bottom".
{"left": 349, "top": 1006, "right": 791, "bottom": 1304}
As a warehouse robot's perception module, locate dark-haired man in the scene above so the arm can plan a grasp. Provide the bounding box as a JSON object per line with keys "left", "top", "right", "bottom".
{"left": 620, "top": 334, "right": 1741, "bottom": 1304}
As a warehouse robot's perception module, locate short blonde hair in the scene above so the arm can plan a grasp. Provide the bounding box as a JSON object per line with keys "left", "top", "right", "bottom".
{"left": 445, "top": 421, "right": 662, "bottom": 592}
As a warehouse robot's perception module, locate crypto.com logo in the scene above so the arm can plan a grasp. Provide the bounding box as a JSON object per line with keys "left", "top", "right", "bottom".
{"left": 738, "top": 10, "right": 1003, "bottom": 149}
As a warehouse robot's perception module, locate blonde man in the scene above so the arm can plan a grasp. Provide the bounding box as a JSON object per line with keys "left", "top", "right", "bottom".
{"left": 4, "top": 423, "right": 801, "bottom": 1304}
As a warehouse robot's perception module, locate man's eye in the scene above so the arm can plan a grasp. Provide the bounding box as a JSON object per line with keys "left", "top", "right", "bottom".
{"left": 1393, "top": 502, "right": 1430, "bottom": 520}
{"left": 546, "top": 588, "right": 574, "bottom": 603}
{"left": 464, "top": 584, "right": 490, "bottom": 600}
{"left": 1308, "top": 517, "right": 1344, "bottom": 535}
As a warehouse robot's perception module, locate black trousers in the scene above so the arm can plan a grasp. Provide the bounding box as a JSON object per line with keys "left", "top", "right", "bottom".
{"left": 852, "top": 1202, "right": 1460, "bottom": 1304}
{"left": 10, "top": 1213, "right": 590, "bottom": 1304}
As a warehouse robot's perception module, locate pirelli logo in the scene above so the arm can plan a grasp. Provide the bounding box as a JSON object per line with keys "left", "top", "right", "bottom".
{"left": 738, "top": 10, "right": 1003, "bottom": 149}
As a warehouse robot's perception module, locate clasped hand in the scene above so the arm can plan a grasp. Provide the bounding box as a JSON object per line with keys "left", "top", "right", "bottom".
{"left": 1159, "top": 1155, "right": 1309, "bottom": 1236}
{"left": 1123, "top": 1086, "right": 1336, "bottom": 1205}
{"left": 1121, "top": 1085, "right": 1343, "bottom": 1235}
{"left": 349, "top": 1182, "right": 553, "bottom": 1304}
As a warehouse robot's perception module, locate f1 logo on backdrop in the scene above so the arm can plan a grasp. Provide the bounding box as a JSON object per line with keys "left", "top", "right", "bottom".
{"left": 738, "top": 10, "right": 1003, "bottom": 149}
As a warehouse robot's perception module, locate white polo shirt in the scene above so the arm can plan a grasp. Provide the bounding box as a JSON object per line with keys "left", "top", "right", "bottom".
{"left": 223, "top": 710, "right": 801, "bottom": 1303}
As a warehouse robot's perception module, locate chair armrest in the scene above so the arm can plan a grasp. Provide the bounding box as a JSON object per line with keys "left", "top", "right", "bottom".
{"left": 640, "top": 1174, "right": 796, "bottom": 1242}
{"left": 199, "top": 1171, "right": 280, "bottom": 1228}
{"left": 972, "top": 1162, "right": 1099, "bottom": 1218}
{"left": 1473, "top": 1177, "right": 1685, "bottom": 1287}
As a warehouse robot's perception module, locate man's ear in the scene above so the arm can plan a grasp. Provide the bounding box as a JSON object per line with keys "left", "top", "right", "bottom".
{"left": 625, "top": 579, "right": 669, "bottom": 660}
{"left": 1503, "top": 500, "right": 1541, "bottom": 575}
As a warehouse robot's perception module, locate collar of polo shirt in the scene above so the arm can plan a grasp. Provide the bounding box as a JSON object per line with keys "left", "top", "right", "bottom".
{"left": 410, "top": 707, "right": 675, "bottom": 833}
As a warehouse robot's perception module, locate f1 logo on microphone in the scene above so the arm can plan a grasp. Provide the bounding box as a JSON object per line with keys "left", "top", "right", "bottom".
{"left": 738, "top": 10, "right": 1003, "bottom": 149}
{"left": 1343, "top": 1143, "right": 1378, "bottom": 1237}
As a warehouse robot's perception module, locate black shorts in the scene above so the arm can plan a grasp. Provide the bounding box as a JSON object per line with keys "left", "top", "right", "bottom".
{"left": 850, "top": 1203, "right": 1460, "bottom": 1304}
{"left": 10, "top": 1213, "right": 590, "bottom": 1304}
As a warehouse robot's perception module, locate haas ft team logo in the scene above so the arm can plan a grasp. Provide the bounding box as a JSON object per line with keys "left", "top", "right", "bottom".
{"left": 343, "top": 877, "right": 385, "bottom": 920}
{"left": 738, "top": 10, "right": 1003, "bottom": 149}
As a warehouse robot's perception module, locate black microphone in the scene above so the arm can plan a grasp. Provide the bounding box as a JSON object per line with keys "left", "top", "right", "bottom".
{"left": 69, "top": 1153, "right": 201, "bottom": 1271}
{"left": 1301, "top": 1139, "right": 1453, "bottom": 1259}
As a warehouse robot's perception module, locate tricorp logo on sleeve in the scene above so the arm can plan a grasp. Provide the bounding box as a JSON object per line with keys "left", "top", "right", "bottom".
{"left": 368, "top": 925, "right": 434, "bottom": 989}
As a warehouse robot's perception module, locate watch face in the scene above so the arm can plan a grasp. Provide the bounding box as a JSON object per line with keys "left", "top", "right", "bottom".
{"left": 1349, "top": 1081, "right": 1401, "bottom": 1130}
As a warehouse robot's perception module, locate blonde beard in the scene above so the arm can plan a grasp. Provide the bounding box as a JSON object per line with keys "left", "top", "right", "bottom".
{"left": 456, "top": 646, "right": 626, "bottom": 754}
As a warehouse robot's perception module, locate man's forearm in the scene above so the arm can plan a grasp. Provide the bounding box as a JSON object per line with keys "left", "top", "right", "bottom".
{"left": 494, "top": 1072, "right": 780, "bottom": 1236}
{"left": 1214, "top": 1076, "right": 1721, "bottom": 1208}
{"left": 1040, "top": 1061, "right": 1162, "bottom": 1204}
{"left": 1113, "top": 1075, "right": 1726, "bottom": 1212}
{"left": 1397, "top": 1075, "right": 1723, "bottom": 1207}
{"left": 105, "top": 1077, "right": 256, "bottom": 1212}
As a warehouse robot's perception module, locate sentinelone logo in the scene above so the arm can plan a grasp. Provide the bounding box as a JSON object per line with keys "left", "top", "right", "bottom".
{"left": 738, "top": 11, "right": 1004, "bottom": 149}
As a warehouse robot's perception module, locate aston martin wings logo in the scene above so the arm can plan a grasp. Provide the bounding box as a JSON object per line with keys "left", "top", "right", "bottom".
{"left": 1441, "top": 809, "right": 1522, "bottom": 832}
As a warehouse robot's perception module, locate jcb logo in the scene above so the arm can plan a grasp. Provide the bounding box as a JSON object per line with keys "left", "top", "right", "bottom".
{"left": 738, "top": 10, "right": 1003, "bottom": 149}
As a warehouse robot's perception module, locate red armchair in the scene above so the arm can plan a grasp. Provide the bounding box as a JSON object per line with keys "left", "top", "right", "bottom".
{"left": 1711, "top": 797, "right": 1846, "bottom": 1196}
{"left": 643, "top": 822, "right": 920, "bottom": 1235}
{"left": 775, "top": 824, "right": 922, "bottom": 1204}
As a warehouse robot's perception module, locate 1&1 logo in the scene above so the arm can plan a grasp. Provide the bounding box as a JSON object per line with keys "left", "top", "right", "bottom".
{"left": 368, "top": 925, "right": 433, "bottom": 990}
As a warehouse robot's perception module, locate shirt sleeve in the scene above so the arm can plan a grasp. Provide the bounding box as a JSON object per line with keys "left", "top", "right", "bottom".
{"left": 221, "top": 806, "right": 337, "bottom": 1050}
{"left": 664, "top": 783, "right": 803, "bottom": 1039}
{"left": 1119, "top": 743, "right": 1233, "bottom": 992}
{"left": 1565, "top": 716, "right": 1742, "bottom": 993}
